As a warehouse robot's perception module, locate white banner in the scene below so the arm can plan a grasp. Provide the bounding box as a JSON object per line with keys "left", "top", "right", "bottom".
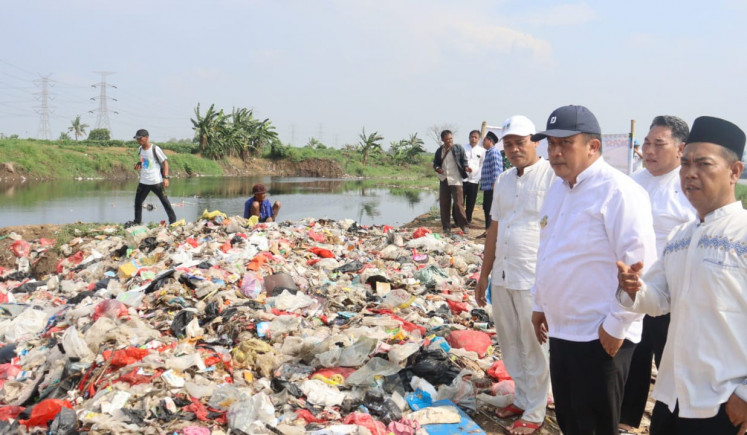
{"left": 485, "top": 126, "right": 632, "bottom": 174}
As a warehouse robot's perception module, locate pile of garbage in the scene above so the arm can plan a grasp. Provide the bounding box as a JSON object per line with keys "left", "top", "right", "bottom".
{"left": 0, "top": 214, "right": 517, "bottom": 434}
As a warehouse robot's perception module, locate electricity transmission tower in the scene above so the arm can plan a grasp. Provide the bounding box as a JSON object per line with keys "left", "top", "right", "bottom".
{"left": 90, "top": 71, "right": 117, "bottom": 132}
{"left": 33, "top": 75, "right": 54, "bottom": 140}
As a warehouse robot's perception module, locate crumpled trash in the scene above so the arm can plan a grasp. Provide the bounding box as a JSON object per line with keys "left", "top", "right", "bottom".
{"left": 0, "top": 215, "right": 500, "bottom": 433}
{"left": 408, "top": 405, "right": 461, "bottom": 425}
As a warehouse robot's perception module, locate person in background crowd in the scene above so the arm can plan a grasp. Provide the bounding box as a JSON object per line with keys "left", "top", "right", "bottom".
{"left": 619, "top": 115, "right": 696, "bottom": 434}
{"left": 480, "top": 130, "right": 503, "bottom": 233}
{"left": 462, "top": 129, "right": 485, "bottom": 225}
{"left": 433, "top": 130, "right": 471, "bottom": 235}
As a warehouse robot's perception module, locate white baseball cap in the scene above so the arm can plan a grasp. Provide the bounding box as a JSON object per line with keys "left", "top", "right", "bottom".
{"left": 500, "top": 115, "right": 536, "bottom": 140}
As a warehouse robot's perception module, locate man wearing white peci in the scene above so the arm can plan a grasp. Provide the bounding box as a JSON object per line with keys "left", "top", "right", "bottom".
{"left": 475, "top": 115, "right": 555, "bottom": 435}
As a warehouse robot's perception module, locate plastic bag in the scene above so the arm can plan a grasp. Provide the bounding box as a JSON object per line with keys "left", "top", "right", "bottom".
{"left": 411, "top": 227, "right": 432, "bottom": 239}
{"left": 227, "top": 392, "right": 277, "bottom": 433}
{"left": 387, "top": 342, "right": 420, "bottom": 365}
{"left": 239, "top": 272, "right": 263, "bottom": 298}
{"left": 300, "top": 379, "right": 346, "bottom": 407}
{"left": 208, "top": 384, "right": 241, "bottom": 410}
{"left": 446, "top": 329, "right": 492, "bottom": 358}
{"left": 92, "top": 299, "right": 129, "bottom": 322}
{"left": 19, "top": 399, "right": 73, "bottom": 428}
{"left": 379, "top": 289, "right": 415, "bottom": 310}
{"left": 437, "top": 370, "right": 476, "bottom": 412}
{"left": 414, "top": 265, "right": 449, "bottom": 288}
{"left": 363, "top": 389, "right": 402, "bottom": 425}
{"left": 487, "top": 360, "right": 513, "bottom": 381}
{"left": 10, "top": 240, "right": 30, "bottom": 258}
{"left": 342, "top": 412, "right": 388, "bottom": 435}
{"left": 48, "top": 406, "right": 77, "bottom": 435}
{"left": 61, "top": 327, "right": 94, "bottom": 361}
{"left": 5, "top": 308, "right": 48, "bottom": 343}
{"left": 346, "top": 357, "right": 401, "bottom": 386}
{"left": 170, "top": 310, "right": 195, "bottom": 338}
{"left": 338, "top": 336, "right": 378, "bottom": 367}
{"left": 403, "top": 349, "right": 460, "bottom": 386}
{"left": 272, "top": 290, "right": 314, "bottom": 312}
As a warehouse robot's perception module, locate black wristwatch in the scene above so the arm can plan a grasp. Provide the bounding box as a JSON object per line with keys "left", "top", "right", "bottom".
{"left": 163, "top": 176, "right": 170, "bottom": 179}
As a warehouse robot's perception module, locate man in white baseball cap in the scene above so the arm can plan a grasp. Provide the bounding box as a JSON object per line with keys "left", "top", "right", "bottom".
{"left": 476, "top": 115, "right": 556, "bottom": 434}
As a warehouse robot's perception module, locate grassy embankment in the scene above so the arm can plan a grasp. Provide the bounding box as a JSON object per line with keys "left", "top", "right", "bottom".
{"left": 0, "top": 138, "right": 435, "bottom": 188}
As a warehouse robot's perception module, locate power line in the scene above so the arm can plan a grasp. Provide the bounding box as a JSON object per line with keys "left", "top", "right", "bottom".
{"left": 90, "top": 71, "right": 116, "bottom": 132}
{"left": 33, "top": 75, "right": 54, "bottom": 140}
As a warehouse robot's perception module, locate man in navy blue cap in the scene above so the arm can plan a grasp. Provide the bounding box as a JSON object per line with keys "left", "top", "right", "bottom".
{"left": 530, "top": 105, "right": 656, "bottom": 434}
{"left": 617, "top": 116, "right": 747, "bottom": 434}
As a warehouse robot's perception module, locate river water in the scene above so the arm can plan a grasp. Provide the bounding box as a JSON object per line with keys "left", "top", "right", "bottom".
{"left": 0, "top": 177, "right": 438, "bottom": 228}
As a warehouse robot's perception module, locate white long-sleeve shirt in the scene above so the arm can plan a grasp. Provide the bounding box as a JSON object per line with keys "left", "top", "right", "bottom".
{"left": 532, "top": 157, "right": 656, "bottom": 342}
{"left": 617, "top": 201, "right": 747, "bottom": 418}
{"left": 464, "top": 143, "right": 485, "bottom": 184}
{"left": 490, "top": 158, "right": 556, "bottom": 290}
{"left": 632, "top": 166, "right": 696, "bottom": 255}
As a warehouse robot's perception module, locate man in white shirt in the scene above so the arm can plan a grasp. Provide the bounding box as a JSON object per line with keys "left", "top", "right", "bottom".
{"left": 620, "top": 115, "right": 696, "bottom": 432}
{"left": 128, "top": 128, "right": 177, "bottom": 226}
{"left": 475, "top": 115, "right": 555, "bottom": 435}
{"left": 463, "top": 129, "right": 485, "bottom": 225}
{"left": 617, "top": 116, "right": 747, "bottom": 434}
{"left": 530, "top": 105, "right": 656, "bottom": 435}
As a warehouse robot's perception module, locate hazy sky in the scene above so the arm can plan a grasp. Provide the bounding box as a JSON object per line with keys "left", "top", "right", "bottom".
{"left": 2, "top": 1, "right": 746, "bottom": 151}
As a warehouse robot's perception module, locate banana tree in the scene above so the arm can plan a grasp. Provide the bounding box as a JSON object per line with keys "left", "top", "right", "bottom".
{"left": 359, "top": 128, "right": 384, "bottom": 165}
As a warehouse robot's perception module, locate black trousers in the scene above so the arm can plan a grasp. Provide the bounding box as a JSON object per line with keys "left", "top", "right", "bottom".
{"left": 462, "top": 181, "right": 479, "bottom": 223}
{"left": 620, "top": 314, "right": 670, "bottom": 427}
{"left": 482, "top": 189, "right": 494, "bottom": 229}
{"left": 650, "top": 400, "right": 738, "bottom": 435}
{"left": 550, "top": 337, "right": 636, "bottom": 435}
{"left": 134, "top": 182, "right": 176, "bottom": 224}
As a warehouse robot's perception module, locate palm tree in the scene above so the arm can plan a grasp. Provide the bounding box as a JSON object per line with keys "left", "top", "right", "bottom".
{"left": 68, "top": 115, "right": 89, "bottom": 141}
{"left": 191, "top": 103, "right": 227, "bottom": 159}
{"left": 404, "top": 133, "right": 426, "bottom": 160}
{"left": 359, "top": 128, "right": 384, "bottom": 165}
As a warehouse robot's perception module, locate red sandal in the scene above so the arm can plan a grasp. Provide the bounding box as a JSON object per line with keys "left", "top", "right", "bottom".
{"left": 509, "top": 419, "right": 543, "bottom": 434}
{"left": 495, "top": 404, "right": 524, "bottom": 418}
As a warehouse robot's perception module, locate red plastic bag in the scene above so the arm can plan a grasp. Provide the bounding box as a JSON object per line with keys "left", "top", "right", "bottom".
{"left": 19, "top": 399, "right": 72, "bottom": 428}
{"left": 308, "top": 229, "right": 325, "bottom": 242}
{"left": 101, "top": 347, "right": 149, "bottom": 367}
{"left": 343, "top": 412, "right": 388, "bottom": 435}
{"left": 296, "top": 409, "right": 325, "bottom": 423}
{"left": 0, "top": 364, "right": 22, "bottom": 380}
{"left": 0, "top": 406, "right": 24, "bottom": 421}
{"left": 412, "top": 227, "right": 432, "bottom": 239}
{"left": 446, "top": 299, "right": 469, "bottom": 315}
{"left": 446, "top": 329, "right": 492, "bottom": 358}
{"left": 10, "top": 240, "right": 30, "bottom": 258}
{"left": 487, "top": 360, "right": 513, "bottom": 381}
{"left": 308, "top": 247, "right": 334, "bottom": 258}
{"left": 39, "top": 238, "right": 56, "bottom": 247}
{"left": 92, "top": 299, "right": 129, "bottom": 321}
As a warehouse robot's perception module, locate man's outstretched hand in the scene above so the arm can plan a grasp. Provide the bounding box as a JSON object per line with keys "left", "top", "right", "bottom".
{"left": 616, "top": 261, "right": 644, "bottom": 300}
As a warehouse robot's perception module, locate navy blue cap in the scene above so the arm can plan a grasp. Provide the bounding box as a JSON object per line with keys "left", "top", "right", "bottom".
{"left": 531, "top": 105, "right": 601, "bottom": 142}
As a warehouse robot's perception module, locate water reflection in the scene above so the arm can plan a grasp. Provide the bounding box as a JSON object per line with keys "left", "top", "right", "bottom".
{"left": 0, "top": 177, "right": 436, "bottom": 227}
